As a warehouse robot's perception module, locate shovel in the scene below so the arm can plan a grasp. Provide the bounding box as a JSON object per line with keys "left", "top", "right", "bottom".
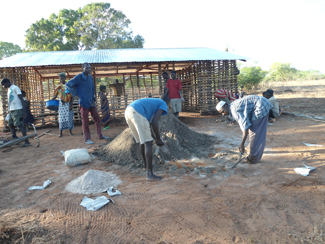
{"left": 226, "top": 152, "right": 245, "bottom": 169}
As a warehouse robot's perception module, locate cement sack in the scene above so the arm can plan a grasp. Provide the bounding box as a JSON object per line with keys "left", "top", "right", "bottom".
{"left": 63, "top": 149, "right": 91, "bottom": 167}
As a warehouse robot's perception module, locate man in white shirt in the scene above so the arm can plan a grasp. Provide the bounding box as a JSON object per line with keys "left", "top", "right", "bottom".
{"left": 262, "top": 89, "right": 282, "bottom": 121}
{"left": 1, "top": 78, "right": 31, "bottom": 147}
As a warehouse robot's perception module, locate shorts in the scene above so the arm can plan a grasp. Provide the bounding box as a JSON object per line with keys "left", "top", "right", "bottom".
{"left": 125, "top": 106, "right": 153, "bottom": 144}
{"left": 170, "top": 98, "right": 182, "bottom": 113}
{"left": 9, "top": 109, "right": 24, "bottom": 127}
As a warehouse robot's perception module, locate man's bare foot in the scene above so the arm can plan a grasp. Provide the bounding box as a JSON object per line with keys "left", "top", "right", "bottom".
{"left": 146, "top": 174, "right": 163, "bottom": 180}
{"left": 58, "top": 134, "right": 62, "bottom": 138}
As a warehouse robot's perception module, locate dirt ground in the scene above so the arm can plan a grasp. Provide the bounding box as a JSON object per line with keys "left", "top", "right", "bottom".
{"left": 1, "top": 80, "right": 325, "bottom": 244}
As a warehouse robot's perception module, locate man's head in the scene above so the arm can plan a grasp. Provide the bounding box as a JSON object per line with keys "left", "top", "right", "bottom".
{"left": 1, "top": 78, "right": 11, "bottom": 89}
{"left": 115, "top": 79, "right": 119, "bottom": 84}
{"left": 162, "top": 72, "right": 169, "bottom": 80}
{"left": 216, "top": 101, "right": 229, "bottom": 116}
{"left": 82, "top": 63, "right": 91, "bottom": 75}
{"left": 59, "top": 72, "right": 66, "bottom": 84}
{"left": 171, "top": 70, "right": 176, "bottom": 79}
{"left": 262, "top": 89, "right": 274, "bottom": 99}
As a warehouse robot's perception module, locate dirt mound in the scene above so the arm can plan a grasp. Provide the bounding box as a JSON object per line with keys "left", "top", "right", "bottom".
{"left": 94, "top": 110, "right": 218, "bottom": 172}
{"left": 65, "top": 169, "right": 122, "bottom": 194}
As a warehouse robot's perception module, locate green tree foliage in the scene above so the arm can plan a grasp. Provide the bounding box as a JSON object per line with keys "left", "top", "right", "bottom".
{"left": 291, "top": 69, "right": 325, "bottom": 81}
{"left": 25, "top": 3, "right": 144, "bottom": 51}
{"left": 266, "top": 63, "right": 325, "bottom": 82}
{"left": 238, "top": 66, "right": 267, "bottom": 89}
{"left": 267, "top": 63, "right": 297, "bottom": 82}
{"left": 0, "top": 41, "right": 22, "bottom": 59}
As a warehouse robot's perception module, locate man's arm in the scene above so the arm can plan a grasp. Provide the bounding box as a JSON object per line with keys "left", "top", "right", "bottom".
{"left": 178, "top": 90, "right": 185, "bottom": 102}
{"left": 151, "top": 109, "right": 164, "bottom": 146}
{"left": 65, "top": 76, "right": 80, "bottom": 96}
{"left": 91, "top": 77, "right": 97, "bottom": 107}
{"left": 178, "top": 80, "right": 184, "bottom": 102}
{"left": 272, "top": 101, "right": 280, "bottom": 118}
{"left": 239, "top": 129, "right": 249, "bottom": 154}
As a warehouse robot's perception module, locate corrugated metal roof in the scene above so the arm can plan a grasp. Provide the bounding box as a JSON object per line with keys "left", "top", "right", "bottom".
{"left": 0, "top": 47, "right": 248, "bottom": 68}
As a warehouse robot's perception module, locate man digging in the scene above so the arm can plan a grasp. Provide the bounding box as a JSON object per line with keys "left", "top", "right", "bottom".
{"left": 125, "top": 98, "right": 168, "bottom": 180}
{"left": 216, "top": 95, "right": 273, "bottom": 164}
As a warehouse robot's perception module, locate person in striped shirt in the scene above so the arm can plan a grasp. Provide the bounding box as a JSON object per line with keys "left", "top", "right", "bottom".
{"left": 214, "top": 89, "right": 239, "bottom": 104}
{"left": 216, "top": 95, "right": 273, "bottom": 164}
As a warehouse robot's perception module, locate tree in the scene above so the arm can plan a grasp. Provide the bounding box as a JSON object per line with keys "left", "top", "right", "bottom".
{"left": 268, "top": 63, "right": 297, "bottom": 82}
{"left": 25, "top": 15, "right": 67, "bottom": 51}
{"left": 238, "top": 66, "right": 267, "bottom": 89}
{"left": 25, "top": 3, "right": 144, "bottom": 51}
{"left": 0, "top": 41, "right": 22, "bottom": 59}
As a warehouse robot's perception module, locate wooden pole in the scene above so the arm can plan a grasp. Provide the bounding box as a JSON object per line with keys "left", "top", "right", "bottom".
{"left": 143, "top": 75, "right": 147, "bottom": 95}
{"left": 130, "top": 75, "right": 134, "bottom": 98}
{"left": 123, "top": 74, "right": 128, "bottom": 107}
{"left": 136, "top": 72, "right": 140, "bottom": 95}
{"left": 150, "top": 73, "right": 153, "bottom": 95}
{"left": 158, "top": 64, "right": 162, "bottom": 94}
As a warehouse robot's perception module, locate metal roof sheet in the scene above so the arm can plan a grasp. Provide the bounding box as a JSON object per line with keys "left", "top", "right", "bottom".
{"left": 0, "top": 47, "right": 248, "bottom": 68}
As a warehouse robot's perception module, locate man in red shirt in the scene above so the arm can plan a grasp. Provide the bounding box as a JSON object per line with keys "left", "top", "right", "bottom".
{"left": 164, "top": 70, "right": 185, "bottom": 118}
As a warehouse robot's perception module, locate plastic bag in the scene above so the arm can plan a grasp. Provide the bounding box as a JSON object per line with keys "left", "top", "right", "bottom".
{"left": 62, "top": 149, "right": 91, "bottom": 167}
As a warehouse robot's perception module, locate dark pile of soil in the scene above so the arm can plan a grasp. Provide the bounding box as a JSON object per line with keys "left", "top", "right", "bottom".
{"left": 94, "top": 110, "right": 218, "bottom": 172}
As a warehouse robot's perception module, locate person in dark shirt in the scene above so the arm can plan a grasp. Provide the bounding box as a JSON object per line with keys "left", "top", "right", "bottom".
{"left": 161, "top": 71, "right": 170, "bottom": 105}
{"left": 98, "top": 85, "right": 110, "bottom": 126}
{"left": 66, "top": 63, "right": 109, "bottom": 144}
{"left": 21, "top": 90, "right": 35, "bottom": 130}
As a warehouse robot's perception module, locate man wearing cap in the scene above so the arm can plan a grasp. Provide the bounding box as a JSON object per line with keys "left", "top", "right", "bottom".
{"left": 1, "top": 78, "right": 31, "bottom": 147}
{"left": 216, "top": 95, "right": 273, "bottom": 164}
{"left": 51, "top": 72, "right": 74, "bottom": 137}
{"left": 66, "top": 63, "right": 109, "bottom": 144}
{"left": 164, "top": 70, "right": 185, "bottom": 118}
{"left": 262, "top": 89, "right": 282, "bottom": 121}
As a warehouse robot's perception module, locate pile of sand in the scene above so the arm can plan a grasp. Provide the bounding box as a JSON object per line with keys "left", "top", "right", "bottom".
{"left": 94, "top": 110, "right": 218, "bottom": 172}
{"left": 65, "top": 169, "right": 122, "bottom": 194}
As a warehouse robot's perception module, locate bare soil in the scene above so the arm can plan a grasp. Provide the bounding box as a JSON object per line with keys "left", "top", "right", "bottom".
{"left": 1, "top": 80, "right": 325, "bottom": 244}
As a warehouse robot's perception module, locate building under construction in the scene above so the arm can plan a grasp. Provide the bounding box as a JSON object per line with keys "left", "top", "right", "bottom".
{"left": 0, "top": 47, "right": 247, "bottom": 129}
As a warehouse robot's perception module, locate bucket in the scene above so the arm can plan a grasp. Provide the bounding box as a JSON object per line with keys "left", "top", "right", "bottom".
{"left": 46, "top": 100, "right": 59, "bottom": 111}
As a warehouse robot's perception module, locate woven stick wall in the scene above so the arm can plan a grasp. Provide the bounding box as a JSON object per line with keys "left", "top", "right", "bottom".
{"left": 180, "top": 60, "right": 238, "bottom": 114}
{"left": 1, "top": 60, "right": 238, "bottom": 129}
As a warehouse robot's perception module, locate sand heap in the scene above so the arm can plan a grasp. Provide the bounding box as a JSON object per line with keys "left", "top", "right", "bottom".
{"left": 94, "top": 110, "right": 218, "bottom": 171}
{"left": 65, "top": 169, "right": 122, "bottom": 194}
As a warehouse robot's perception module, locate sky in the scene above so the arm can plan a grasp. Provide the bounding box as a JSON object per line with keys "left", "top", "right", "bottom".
{"left": 1, "top": 0, "right": 325, "bottom": 73}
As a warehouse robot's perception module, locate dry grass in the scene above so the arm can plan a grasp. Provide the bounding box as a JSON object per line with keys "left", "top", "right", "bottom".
{"left": 299, "top": 222, "right": 325, "bottom": 244}
{"left": 0, "top": 216, "right": 59, "bottom": 244}
{"left": 251, "top": 79, "right": 325, "bottom": 98}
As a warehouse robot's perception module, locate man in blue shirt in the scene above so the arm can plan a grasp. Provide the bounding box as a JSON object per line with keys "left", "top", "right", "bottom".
{"left": 216, "top": 95, "right": 273, "bottom": 164}
{"left": 66, "top": 63, "right": 109, "bottom": 144}
{"left": 125, "top": 98, "right": 168, "bottom": 180}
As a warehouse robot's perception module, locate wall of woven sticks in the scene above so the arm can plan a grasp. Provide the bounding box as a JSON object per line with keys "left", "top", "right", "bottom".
{"left": 0, "top": 60, "right": 238, "bottom": 129}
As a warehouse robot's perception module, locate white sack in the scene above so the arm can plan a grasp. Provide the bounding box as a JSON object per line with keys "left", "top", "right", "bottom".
{"left": 63, "top": 149, "right": 91, "bottom": 167}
